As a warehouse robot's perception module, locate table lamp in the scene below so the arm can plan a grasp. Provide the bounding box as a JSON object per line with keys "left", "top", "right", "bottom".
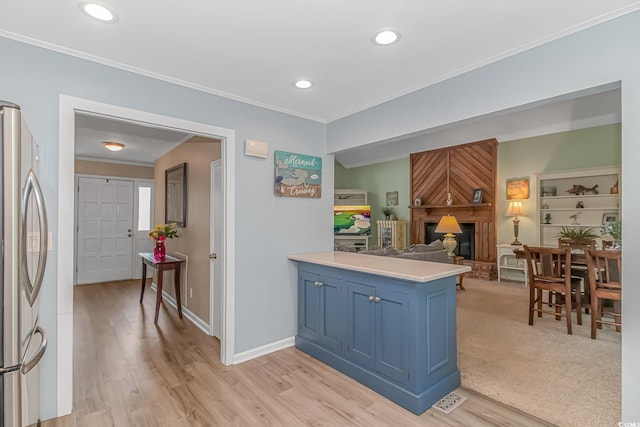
{"left": 435, "top": 215, "right": 462, "bottom": 257}
{"left": 506, "top": 200, "right": 524, "bottom": 245}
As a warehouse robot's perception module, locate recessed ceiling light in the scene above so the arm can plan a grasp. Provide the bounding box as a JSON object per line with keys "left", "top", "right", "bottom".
{"left": 372, "top": 29, "right": 401, "bottom": 46}
{"left": 295, "top": 80, "right": 313, "bottom": 89}
{"left": 79, "top": 2, "right": 119, "bottom": 23}
{"left": 102, "top": 141, "right": 125, "bottom": 151}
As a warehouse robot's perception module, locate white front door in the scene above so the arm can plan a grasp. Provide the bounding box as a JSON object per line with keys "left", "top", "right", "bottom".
{"left": 76, "top": 177, "right": 134, "bottom": 284}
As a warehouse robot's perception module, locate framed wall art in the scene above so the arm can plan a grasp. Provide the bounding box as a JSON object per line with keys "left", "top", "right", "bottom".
{"left": 274, "top": 150, "right": 322, "bottom": 198}
{"left": 386, "top": 191, "right": 398, "bottom": 206}
{"left": 165, "top": 162, "right": 187, "bottom": 226}
{"left": 506, "top": 176, "right": 530, "bottom": 200}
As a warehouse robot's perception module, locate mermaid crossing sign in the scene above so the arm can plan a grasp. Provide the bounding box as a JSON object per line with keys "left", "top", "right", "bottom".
{"left": 274, "top": 150, "right": 322, "bottom": 198}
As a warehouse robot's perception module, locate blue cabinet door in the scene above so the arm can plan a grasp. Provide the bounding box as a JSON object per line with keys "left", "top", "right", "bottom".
{"left": 317, "top": 279, "right": 342, "bottom": 352}
{"left": 375, "top": 287, "right": 411, "bottom": 386}
{"left": 298, "top": 272, "right": 321, "bottom": 341}
{"left": 345, "top": 281, "right": 376, "bottom": 369}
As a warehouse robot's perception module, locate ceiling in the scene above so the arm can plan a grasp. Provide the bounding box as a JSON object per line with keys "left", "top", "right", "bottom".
{"left": 1, "top": 1, "right": 635, "bottom": 165}
{"left": 74, "top": 114, "right": 191, "bottom": 166}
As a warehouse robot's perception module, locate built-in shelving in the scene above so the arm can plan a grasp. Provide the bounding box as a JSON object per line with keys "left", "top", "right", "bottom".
{"left": 536, "top": 167, "right": 620, "bottom": 247}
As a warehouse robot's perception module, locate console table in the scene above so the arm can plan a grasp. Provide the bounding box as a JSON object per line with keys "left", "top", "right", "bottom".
{"left": 496, "top": 244, "right": 528, "bottom": 284}
{"left": 289, "top": 251, "right": 469, "bottom": 414}
{"left": 139, "top": 253, "right": 184, "bottom": 323}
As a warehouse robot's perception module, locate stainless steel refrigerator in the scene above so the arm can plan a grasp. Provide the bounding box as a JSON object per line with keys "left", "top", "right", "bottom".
{"left": 1, "top": 101, "right": 49, "bottom": 427}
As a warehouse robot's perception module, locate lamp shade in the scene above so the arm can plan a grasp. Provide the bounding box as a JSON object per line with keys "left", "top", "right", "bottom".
{"left": 505, "top": 201, "right": 524, "bottom": 217}
{"left": 435, "top": 215, "right": 462, "bottom": 234}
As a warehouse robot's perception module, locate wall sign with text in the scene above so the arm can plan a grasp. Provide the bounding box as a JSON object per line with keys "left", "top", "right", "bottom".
{"left": 274, "top": 150, "right": 322, "bottom": 198}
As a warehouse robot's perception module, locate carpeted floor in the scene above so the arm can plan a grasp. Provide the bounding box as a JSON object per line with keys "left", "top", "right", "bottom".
{"left": 457, "top": 278, "right": 621, "bottom": 427}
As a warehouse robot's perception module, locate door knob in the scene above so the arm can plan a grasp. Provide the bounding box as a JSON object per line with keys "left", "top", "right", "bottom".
{"left": 209, "top": 253, "right": 217, "bottom": 259}
{"left": 374, "top": 297, "right": 381, "bottom": 303}
{"left": 128, "top": 233, "right": 132, "bottom": 237}
{"left": 368, "top": 295, "right": 374, "bottom": 301}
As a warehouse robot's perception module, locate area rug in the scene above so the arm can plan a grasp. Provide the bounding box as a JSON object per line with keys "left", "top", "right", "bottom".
{"left": 457, "top": 278, "right": 621, "bottom": 427}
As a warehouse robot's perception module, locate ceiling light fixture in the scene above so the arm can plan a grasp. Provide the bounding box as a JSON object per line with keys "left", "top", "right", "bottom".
{"left": 295, "top": 80, "right": 313, "bottom": 89}
{"left": 79, "top": 2, "right": 119, "bottom": 23}
{"left": 102, "top": 141, "right": 125, "bottom": 152}
{"left": 372, "top": 29, "right": 401, "bottom": 46}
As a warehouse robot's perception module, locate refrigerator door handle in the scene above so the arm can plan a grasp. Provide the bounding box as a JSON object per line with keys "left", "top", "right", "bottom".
{"left": 0, "top": 363, "right": 22, "bottom": 376}
{"left": 20, "top": 325, "right": 48, "bottom": 375}
{"left": 21, "top": 169, "right": 48, "bottom": 307}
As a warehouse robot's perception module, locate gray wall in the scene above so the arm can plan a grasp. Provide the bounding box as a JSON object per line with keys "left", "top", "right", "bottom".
{"left": 327, "top": 12, "right": 640, "bottom": 421}
{"left": 3, "top": 7, "right": 640, "bottom": 422}
{"left": 0, "top": 36, "right": 331, "bottom": 419}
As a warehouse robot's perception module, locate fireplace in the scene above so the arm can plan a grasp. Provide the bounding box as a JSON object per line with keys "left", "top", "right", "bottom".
{"left": 425, "top": 222, "right": 475, "bottom": 260}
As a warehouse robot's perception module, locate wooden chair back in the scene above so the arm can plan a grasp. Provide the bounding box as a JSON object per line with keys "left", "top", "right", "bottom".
{"left": 601, "top": 240, "right": 614, "bottom": 250}
{"left": 557, "top": 238, "right": 596, "bottom": 261}
{"left": 585, "top": 249, "right": 622, "bottom": 339}
{"left": 523, "top": 245, "right": 574, "bottom": 334}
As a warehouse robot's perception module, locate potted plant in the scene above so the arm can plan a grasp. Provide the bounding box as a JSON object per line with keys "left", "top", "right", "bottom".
{"left": 556, "top": 226, "right": 599, "bottom": 243}
{"left": 601, "top": 220, "right": 622, "bottom": 248}
{"left": 382, "top": 206, "right": 393, "bottom": 220}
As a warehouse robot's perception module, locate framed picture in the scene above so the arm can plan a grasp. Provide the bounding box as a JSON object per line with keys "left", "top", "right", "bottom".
{"left": 165, "top": 163, "right": 187, "bottom": 227}
{"left": 274, "top": 150, "right": 322, "bottom": 198}
{"left": 601, "top": 212, "right": 618, "bottom": 224}
{"left": 506, "top": 176, "right": 530, "bottom": 200}
{"left": 472, "top": 188, "right": 483, "bottom": 204}
{"left": 386, "top": 191, "right": 398, "bottom": 206}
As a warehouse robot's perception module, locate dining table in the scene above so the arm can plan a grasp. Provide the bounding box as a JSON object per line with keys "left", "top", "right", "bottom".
{"left": 514, "top": 245, "right": 621, "bottom": 329}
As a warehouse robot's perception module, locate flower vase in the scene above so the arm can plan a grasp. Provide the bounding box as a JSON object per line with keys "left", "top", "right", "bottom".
{"left": 154, "top": 237, "right": 166, "bottom": 261}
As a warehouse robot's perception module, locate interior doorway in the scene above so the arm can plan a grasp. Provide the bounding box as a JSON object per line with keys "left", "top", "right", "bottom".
{"left": 57, "top": 95, "right": 237, "bottom": 416}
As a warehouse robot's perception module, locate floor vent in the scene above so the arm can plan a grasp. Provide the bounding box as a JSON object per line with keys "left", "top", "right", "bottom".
{"left": 432, "top": 391, "right": 467, "bottom": 414}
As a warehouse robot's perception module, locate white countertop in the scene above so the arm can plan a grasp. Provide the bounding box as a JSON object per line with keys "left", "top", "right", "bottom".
{"left": 288, "top": 251, "right": 471, "bottom": 283}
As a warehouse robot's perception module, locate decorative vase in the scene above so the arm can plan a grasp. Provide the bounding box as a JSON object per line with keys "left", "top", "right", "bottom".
{"left": 153, "top": 237, "right": 166, "bottom": 261}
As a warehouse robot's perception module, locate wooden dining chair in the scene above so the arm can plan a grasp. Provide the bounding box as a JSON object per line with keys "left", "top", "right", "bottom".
{"left": 585, "top": 249, "right": 622, "bottom": 339}
{"left": 601, "top": 240, "right": 614, "bottom": 250}
{"left": 523, "top": 245, "right": 574, "bottom": 334}
{"left": 557, "top": 238, "right": 596, "bottom": 324}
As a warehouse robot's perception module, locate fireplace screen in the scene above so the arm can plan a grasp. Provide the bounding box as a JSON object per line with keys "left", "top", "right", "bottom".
{"left": 425, "top": 222, "right": 475, "bottom": 260}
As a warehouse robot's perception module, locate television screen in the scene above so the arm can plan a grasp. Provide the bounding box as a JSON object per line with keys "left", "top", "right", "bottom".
{"left": 334, "top": 205, "right": 371, "bottom": 235}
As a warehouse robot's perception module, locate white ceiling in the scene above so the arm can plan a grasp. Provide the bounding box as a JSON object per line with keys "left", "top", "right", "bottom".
{"left": 1, "top": 1, "right": 635, "bottom": 165}
{"left": 74, "top": 114, "right": 192, "bottom": 166}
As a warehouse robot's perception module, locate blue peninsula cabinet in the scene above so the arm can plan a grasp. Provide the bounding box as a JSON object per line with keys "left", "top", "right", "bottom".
{"left": 289, "top": 252, "right": 470, "bottom": 415}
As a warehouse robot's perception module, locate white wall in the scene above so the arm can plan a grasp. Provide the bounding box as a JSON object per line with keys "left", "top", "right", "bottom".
{"left": 327, "top": 12, "right": 640, "bottom": 421}
{"left": 0, "top": 36, "right": 331, "bottom": 419}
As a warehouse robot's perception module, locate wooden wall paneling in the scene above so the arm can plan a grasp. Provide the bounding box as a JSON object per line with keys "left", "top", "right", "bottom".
{"left": 409, "top": 139, "right": 497, "bottom": 264}
{"left": 411, "top": 150, "right": 449, "bottom": 204}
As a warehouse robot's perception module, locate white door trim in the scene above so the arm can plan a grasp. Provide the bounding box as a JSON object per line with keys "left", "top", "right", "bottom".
{"left": 58, "top": 95, "right": 236, "bottom": 417}
{"left": 210, "top": 160, "right": 222, "bottom": 338}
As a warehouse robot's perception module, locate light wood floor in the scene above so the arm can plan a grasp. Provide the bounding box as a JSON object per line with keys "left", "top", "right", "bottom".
{"left": 43, "top": 280, "right": 554, "bottom": 427}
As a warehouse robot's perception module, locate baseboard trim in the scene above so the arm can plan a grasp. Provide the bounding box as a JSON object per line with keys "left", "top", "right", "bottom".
{"left": 233, "top": 336, "right": 295, "bottom": 364}
{"left": 150, "top": 283, "right": 210, "bottom": 335}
